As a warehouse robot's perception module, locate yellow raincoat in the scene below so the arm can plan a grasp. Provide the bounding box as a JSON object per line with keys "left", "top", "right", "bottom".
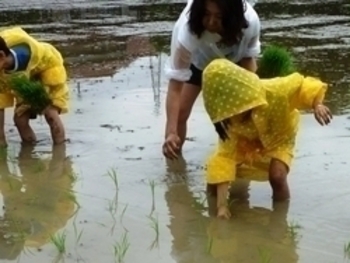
{"left": 0, "top": 27, "right": 69, "bottom": 115}
{"left": 202, "top": 58, "right": 327, "bottom": 184}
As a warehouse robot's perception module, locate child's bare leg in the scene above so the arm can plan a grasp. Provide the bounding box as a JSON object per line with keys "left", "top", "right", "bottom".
{"left": 216, "top": 182, "right": 231, "bottom": 219}
{"left": 269, "top": 158, "right": 290, "bottom": 201}
{"left": 13, "top": 111, "right": 36, "bottom": 144}
{"left": 44, "top": 106, "right": 65, "bottom": 145}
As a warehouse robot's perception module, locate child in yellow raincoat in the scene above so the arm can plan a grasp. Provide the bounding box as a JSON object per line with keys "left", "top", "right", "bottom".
{"left": 0, "top": 27, "right": 69, "bottom": 146}
{"left": 202, "top": 58, "right": 332, "bottom": 219}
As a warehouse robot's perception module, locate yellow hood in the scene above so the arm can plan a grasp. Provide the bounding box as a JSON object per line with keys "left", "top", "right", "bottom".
{"left": 0, "top": 26, "right": 42, "bottom": 71}
{"left": 202, "top": 58, "right": 267, "bottom": 123}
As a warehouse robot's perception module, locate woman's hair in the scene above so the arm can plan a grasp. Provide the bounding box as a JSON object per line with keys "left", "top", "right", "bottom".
{"left": 188, "top": 0, "right": 248, "bottom": 45}
{"left": 214, "top": 118, "right": 231, "bottom": 141}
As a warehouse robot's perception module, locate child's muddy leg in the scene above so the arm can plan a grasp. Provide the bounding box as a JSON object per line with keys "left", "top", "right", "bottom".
{"left": 216, "top": 182, "right": 231, "bottom": 219}
{"left": 269, "top": 158, "right": 290, "bottom": 201}
{"left": 13, "top": 111, "right": 36, "bottom": 144}
{"left": 44, "top": 106, "right": 65, "bottom": 145}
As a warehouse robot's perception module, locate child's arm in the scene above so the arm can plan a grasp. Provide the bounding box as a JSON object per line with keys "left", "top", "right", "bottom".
{"left": 39, "top": 65, "right": 69, "bottom": 113}
{"left": 206, "top": 136, "right": 237, "bottom": 219}
{"left": 288, "top": 75, "right": 332, "bottom": 125}
{"left": 0, "top": 93, "right": 15, "bottom": 147}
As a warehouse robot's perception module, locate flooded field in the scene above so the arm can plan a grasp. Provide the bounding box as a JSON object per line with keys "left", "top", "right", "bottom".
{"left": 0, "top": 0, "right": 350, "bottom": 262}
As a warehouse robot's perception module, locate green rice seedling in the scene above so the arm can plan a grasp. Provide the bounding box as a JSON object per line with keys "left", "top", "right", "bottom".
{"left": 72, "top": 219, "right": 84, "bottom": 246}
{"left": 113, "top": 231, "right": 130, "bottom": 263}
{"left": 257, "top": 45, "right": 296, "bottom": 78}
{"left": 206, "top": 236, "right": 213, "bottom": 254}
{"left": 120, "top": 204, "right": 128, "bottom": 224}
{"left": 8, "top": 75, "right": 51, "bottom": 113}
{"left": 50, "top": 231, "right": 67, "bottom": 254}
{"left": 258, "top": 247, "right": 272, "bottom": 263}
{"left": 288, "top": 221, "right": 302, "bottom": 241}
{"left": 344, "top": 241, "right": 350, "bottom": 259}
{"left": 105, "top": 167, "right": 119, "bottom": 191}
{"left": 149, "top": 179, "right": 156, "bottom": 215}
{"left": 147, "top": 213, "right": 159, "bottom": 249}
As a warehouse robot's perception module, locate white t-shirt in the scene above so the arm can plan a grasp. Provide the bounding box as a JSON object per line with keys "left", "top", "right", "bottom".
{"left": 165, "top": 0, "right": 261, "bottom": 82}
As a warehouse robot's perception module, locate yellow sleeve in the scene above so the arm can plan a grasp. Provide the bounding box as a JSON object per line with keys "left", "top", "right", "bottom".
{"left": 205, "top": 136, "right": 237, "bottom": 184}
{"left": 289, "top": 75, "right": 328, "bottom": 110}
{"left": 40, "top": 66, "right": 69, "bottom": 114}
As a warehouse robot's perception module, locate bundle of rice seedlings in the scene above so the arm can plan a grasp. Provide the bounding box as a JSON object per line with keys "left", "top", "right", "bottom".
{"left": 8, "top": 75, "right": 51, "bottom": 113}
{"left": 257, "top": 45, "right": 296, "bottom": 78}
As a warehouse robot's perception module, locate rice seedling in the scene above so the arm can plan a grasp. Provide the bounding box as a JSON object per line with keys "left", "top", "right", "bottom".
{"left": 73, "top": 219, "right": 84, "bottom": 246}
{"left": 147, "top": 213, "right": 159, "bottom": 249}
{"left": 105, "top": 167, "right": 119, "bottom": 192}
{"left": 8, "top": 75, "right": 51, "bottom": 113}
{"left": 206, "top": 236, "right": 213, "bottom": 254}
{"left": 120, "top": 204, "right": 128, "bottom": 224}
{"left": 113, "top": 231, "right": 130, "bottom": 263}
{"left": 258, "top": 247, "right": 272, "bottom": 263}
{"left": 149, "top": 179, "right": 156, "bottom": 215}
{"left": 344, "top": 241, "right": 350, "bottom": 259}
{"left": 257, "top": 45, "right": 296, "bottom": 79}
{"left": 287, "top": 221, "right": 302, "bottom": 241}
{"left": 50, "top": 231, "right": 67, "bottom": 254}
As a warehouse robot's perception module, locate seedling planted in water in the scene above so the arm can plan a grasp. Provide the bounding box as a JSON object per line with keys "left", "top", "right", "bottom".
{"left": 258, "top": 247, "right": 272, "bottom": 263}
{"left": 147, "top": 213, "right": 160, "bottom": 249}
{"left": 105, "top": 167, "right": 119, "bottom": 191}
{"left": 113, "top": 231, "right": 130, "bottom": 263}
{"left": 344, "top": 241, "right": 350, "bottom": 259}
{"left": 288, "top": 221, "right": 302, "bottom": 241}
{"left": 149, "top": 179, "right": 156, "bottom": 214}
{"left": 50, "top": 231, "right": 67, "bottom": 254}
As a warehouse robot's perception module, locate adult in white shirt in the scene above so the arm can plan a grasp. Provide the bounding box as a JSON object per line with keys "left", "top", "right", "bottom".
{"left": 162, "top": 0, "right": 261, "bottom": 159}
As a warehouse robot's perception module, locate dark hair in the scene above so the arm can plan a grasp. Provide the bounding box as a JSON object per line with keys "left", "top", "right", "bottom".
{"left": 214, "top": 118, "right": 231, "bottom": 141}
{"left": 188, "top": 0, "right": 248, "bottom": 45}
{"left": 0, "top": 37, "right": 10, "bottom": 56}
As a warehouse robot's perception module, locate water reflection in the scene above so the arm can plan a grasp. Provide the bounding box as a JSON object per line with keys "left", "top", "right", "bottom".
{"left": 0, "top": 144, "right": 76, "bottom": 260}
{"left": 165, "top": 160, "right": 299, "bottom": 263}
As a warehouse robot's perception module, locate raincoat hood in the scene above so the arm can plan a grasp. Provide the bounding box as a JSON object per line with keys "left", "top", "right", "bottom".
{"left": 202, "top": 58, "right": 267, "bottom": 124}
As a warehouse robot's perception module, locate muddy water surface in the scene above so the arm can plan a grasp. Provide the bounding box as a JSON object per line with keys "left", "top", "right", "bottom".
{"left": 0, "top": 0, "right": 350, "bottom": 262}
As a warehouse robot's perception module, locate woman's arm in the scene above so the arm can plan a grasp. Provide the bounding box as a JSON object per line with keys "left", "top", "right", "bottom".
{"left": 238, "top": 9, "right": 261, "bottom": 73}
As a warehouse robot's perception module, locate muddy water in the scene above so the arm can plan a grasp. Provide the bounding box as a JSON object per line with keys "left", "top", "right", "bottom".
{"left": 0, "top": 0, "right": 350, "bottom": 262}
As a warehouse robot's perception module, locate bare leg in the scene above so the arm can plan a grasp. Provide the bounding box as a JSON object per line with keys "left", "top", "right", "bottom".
{"left": 177, "top": 83, "right": 201, "bottom": 150}
{"left": 13, "top": 111, "right": 36, "bottom": 144}
{"left": 269, "top": 158, "right": 290, "bottom": 201}
{"left": 44, "top": 106, "right": 65, "bottom": 145}
{"left": 216, "top": 182, "right": 231, "bottom": 219}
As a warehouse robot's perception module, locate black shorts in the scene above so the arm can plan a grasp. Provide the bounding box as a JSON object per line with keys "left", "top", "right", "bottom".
{"left": 185, "top": 64, "right": 203, "bottom": 87}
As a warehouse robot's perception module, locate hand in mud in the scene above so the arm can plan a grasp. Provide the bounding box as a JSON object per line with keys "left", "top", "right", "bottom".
{"left": 217, "top": 205, "right": 231, "bottom": 219}
{"left": 163, "top": 133, "right": 181, "bottom": 159}
{"left": 314, "top": 104, "right": 332, "bottom": 126}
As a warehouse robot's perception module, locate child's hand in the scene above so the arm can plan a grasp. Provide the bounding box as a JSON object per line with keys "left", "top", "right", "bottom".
{"left": 314, "top": 104, "right": 332, "bottom": 126}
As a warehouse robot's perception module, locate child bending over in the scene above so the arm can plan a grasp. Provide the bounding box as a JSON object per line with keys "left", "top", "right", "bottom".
{"left": 0, "top": 27, "right": 69, "bottom": 146}
{"left": 202, "top": 58, "right": 332, "bottom": 219}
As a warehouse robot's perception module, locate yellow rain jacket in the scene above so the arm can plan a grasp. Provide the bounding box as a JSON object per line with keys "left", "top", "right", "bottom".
{"left": 0, "top": 27, "right": 69, "bottom": 115}
{"left": 202, "top": 58, "right": 327, "bottom": 184}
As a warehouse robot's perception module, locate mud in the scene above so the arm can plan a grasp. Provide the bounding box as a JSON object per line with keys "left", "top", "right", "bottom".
{"left": 0, "top": 0, "right": 350, "bottom": 262}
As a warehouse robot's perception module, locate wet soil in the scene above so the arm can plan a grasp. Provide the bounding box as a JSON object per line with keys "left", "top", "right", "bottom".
{"left": 0, "top": 0, "right": 350, "bottom": 262}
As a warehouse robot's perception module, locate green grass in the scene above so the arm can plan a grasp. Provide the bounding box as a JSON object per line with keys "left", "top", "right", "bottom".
{"left": 257, "top": 45, "right": 296, "bottom": 78}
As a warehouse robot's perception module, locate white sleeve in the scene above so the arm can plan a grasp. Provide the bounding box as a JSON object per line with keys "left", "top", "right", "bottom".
{"left": 164, "top": 19, "right": 199, "bottom": 82}
{"left": 242, "top": 14, "right": 261, "bottom": 58}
